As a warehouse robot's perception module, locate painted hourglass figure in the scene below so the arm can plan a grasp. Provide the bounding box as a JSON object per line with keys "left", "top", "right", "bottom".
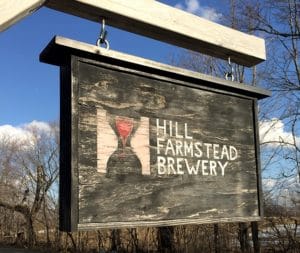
{"left": 106, "top": 115, "right": 142, "bottom": 179}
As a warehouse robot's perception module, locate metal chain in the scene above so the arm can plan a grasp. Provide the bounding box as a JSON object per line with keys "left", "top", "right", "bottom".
{"left": 96, "top": 19, "right": 110, "bottom": 50}
{"left": 225, "top": 56, "right": 235, "bottom": 81}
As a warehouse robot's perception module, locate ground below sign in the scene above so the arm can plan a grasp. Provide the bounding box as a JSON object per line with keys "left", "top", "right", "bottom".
{"left": 40, "top": 36, "right": 270, "bottom": 231}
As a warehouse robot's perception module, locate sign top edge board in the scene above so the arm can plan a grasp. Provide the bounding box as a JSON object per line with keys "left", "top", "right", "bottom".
{"left": 40, "top": 36, "right": 270, "bottom": 100}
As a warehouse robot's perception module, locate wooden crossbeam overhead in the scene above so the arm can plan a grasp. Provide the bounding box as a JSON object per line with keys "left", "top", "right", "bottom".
{"left": 0, "top": 0, "right": 266, "bottom": 67}
{"left": 45, "top": 0, "right": 266, "bottom": 67}
{"left": 0, "top": 0, "right": 46, "bottom": 32}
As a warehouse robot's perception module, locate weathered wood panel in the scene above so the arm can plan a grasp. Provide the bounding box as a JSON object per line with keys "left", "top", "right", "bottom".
{"left": 40, "top": 37, "right": 269, "bottom": 231}
{"left": 45, "top": 0, "right": 265, "bottom": 67}
{"left": 74, "top": 57, "right": 260, "bottom": 229}
{"left": 0, "top": 0, "right": 45, "bottom": 32}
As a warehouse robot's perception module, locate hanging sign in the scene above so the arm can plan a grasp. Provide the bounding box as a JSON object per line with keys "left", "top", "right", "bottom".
{"left": 40, "top": 36, "right": 270, "bottom": 231}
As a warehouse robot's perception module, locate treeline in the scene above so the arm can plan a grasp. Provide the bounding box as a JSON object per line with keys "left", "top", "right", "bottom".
{"left": 0, "top": 206, "right": 299, "bottom": 252}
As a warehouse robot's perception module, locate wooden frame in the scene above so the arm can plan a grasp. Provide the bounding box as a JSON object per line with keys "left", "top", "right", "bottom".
{"left": 0, "top": 0, "right": 45, "bottom": 32}
{"left": 45, "top": 0, "right": 265, "bottom": 67}
{"left": 1, "top": 0, "right": 265, "bottom": 67}
{"left": 41, "top": 37, "right": 269, "bottom": 231}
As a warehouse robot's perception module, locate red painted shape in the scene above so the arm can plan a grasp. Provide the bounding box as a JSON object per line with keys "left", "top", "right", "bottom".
{"left": 116, "top": 117, "right": 133, "bottom": 147}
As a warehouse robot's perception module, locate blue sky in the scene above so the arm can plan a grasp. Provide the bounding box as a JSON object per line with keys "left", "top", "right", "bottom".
{"left": 0, "top": 0, "right": 225, "bottom": 126}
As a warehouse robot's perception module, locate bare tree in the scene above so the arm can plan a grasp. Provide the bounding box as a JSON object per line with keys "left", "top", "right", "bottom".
{"left": 0, "top": 122, "right": 59, "bottom": 247}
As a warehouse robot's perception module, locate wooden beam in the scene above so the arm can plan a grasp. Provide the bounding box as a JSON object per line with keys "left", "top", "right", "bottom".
{"left": 45, "top": 0, "right": 266, "bottom": 67}
{"left": 40, "top": 36, "right": 270, "bottom": 99}
{"left": 0, "top": 0, "right": 46, "bottom": 32}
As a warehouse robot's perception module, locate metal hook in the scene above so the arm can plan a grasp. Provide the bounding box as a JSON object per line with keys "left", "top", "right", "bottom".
{"left": 225, "top": 56, "right": 235, "bottom": 81}
{"left": 96, "top": 18, "right": 110, "bottom": 50}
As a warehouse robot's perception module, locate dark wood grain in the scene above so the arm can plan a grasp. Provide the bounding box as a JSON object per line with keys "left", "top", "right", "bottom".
{"left": 40, "top": 39, "right": 268, "bottom": 231}
{"left": 73, "top": 57, "right": 261, "bottom": 229}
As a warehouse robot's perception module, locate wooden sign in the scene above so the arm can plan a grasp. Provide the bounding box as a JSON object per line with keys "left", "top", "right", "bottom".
{"left": 40, "top": 36, "right": 270, "bottom": 231}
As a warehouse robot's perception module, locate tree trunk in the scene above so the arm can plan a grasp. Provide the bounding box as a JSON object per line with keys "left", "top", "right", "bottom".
{"left": 43, "top": 199, "right": 51, "bottom": 246}
{"left": 251, "top": 222, "right": 260, "bottom": 253}
{"left": 214, "top": 224, "right": 220, "bottom": 253}
{"left": 238, "top": 223, "right": 250, "bottom": 253}
{"left": 110, "top": 229, "right": 121, "bottom": 252}
{"left": 129, "top": 228, "right": 139, "bottom": 253}
{"left": 25, "top": 216, "right": 36, "bottom": 248}
{"left": 67, "top": 232, "right": 77, "bottom": 251}
{"left": 157, "top": 226, "right": 174, "bottom": 253}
